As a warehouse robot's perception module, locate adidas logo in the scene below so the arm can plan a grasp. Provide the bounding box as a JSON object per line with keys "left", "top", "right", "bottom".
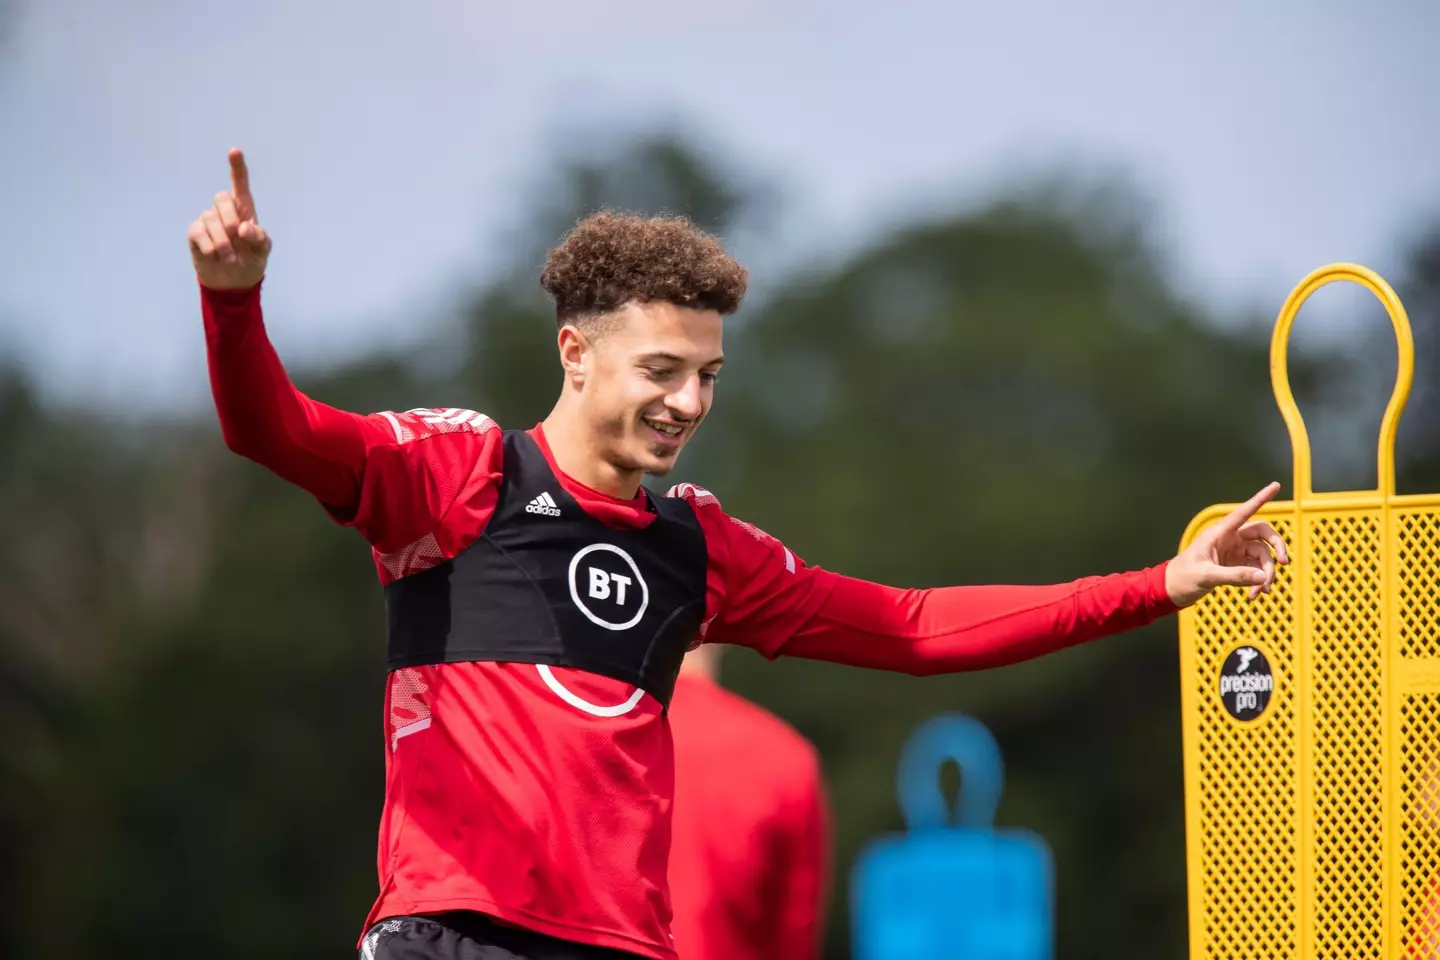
{"left": 525, "top": 491, "right": 562, "bottom": 517}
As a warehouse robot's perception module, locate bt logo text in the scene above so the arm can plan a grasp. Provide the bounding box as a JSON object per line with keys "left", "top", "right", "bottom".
{"left": 587, "top": 568, "right": 634, "bottom": 605}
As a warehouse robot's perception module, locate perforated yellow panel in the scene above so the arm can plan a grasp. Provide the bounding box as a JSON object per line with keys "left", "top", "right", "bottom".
{"left": 1398, "top": 512, "right": 1440, "bottom": 960}
{"left": 1186, "top": 515, "right": 1299, "bottom": 960}
{"left": 1178, "top": 264, "right": 1440, "bottom": 960}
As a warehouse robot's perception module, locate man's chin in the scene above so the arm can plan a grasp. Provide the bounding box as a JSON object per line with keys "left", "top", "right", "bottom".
{"left": 610, "top": 444, "right": 683, "bottom": 479}
{"left": 642, "top": 454, "right": 682, "bottom": 478}
{"left": 638, "top": 445, "right": 684, "bottom": 477}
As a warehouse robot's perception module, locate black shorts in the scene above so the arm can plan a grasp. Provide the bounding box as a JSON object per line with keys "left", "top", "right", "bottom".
{"left": 360, "top": 913, "right": 648, "bottom": 960}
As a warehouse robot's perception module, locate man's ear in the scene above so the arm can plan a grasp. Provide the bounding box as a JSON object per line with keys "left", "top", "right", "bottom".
{"left": 557, "top": 324, "right": 590, "bottom": 385}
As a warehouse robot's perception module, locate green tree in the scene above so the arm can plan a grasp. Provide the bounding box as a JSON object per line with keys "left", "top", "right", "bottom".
{"left": 1388, "top": 226, "right": 1440, "bottom": 492}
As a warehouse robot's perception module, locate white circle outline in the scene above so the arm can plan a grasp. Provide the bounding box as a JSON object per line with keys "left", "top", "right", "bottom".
{"left": 568, "top": 543, "right": 650, "bottom": 631}
{"left": 536, "top": 664, "right": 646, "bottom": 718}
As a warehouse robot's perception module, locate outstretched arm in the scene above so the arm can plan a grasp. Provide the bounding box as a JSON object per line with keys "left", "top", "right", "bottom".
{"left": 776, "top": 564, "right": 1174, "bottom": 675}
{"left": 688, "top": 483, "right": 1288, "bottom": 673}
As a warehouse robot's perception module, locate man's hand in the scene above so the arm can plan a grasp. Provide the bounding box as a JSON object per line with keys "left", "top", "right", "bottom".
{"left": 1166, "top": 481, "right": 1290, "bottom": 608}
{"left": 188, "top": 148, "right": 271, "bottom": 290}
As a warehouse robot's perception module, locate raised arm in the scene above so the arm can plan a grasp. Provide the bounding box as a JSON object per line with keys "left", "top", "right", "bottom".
{"left": 189, "top": 149, "right": 392, "bottom": 519}
{"left": 200, "top": 283, "right": 390, "bottom": 519}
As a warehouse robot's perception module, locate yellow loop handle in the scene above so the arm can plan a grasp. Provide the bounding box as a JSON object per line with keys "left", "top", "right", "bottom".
{"left": 1271, "top": 262, "right": 1414, "bottom": 501}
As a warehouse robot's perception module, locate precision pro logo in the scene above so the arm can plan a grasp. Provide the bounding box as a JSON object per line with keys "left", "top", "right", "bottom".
{"left": 1219, "top": 645, "right": 1274, "bottom": 721}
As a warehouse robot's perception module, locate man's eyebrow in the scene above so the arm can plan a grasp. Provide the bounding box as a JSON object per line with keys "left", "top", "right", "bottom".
{"left": 637, "top": 351, "right": 725, "bottom": 367}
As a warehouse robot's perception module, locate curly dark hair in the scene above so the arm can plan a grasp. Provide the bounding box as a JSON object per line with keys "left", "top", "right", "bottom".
{"left": 539, "top": 211, "right": 749, "bottom": 326}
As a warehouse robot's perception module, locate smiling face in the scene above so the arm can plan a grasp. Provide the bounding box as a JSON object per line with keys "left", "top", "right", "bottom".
{"left": 560, "top": 301, "right": 724, "bottom": 478}
{"left": 538, "top": 211, "right": 748, "bottom": 493}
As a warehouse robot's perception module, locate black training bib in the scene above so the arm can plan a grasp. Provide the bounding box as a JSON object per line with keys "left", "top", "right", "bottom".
{"left": 383, "top": 430, "right": 709, "bottom": 707}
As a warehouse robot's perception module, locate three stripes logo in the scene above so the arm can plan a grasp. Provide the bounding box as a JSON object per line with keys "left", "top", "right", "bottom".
{"left": 526, "top": 491, "right": 562, "bottom": 517}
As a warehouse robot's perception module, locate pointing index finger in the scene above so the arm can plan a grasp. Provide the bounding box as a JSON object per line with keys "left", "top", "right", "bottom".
{"left": 229, "top": 148, "right": 255, "bottom": 215}
{"left": 1217, "top": 481, "right": 1282, "bottom": 534}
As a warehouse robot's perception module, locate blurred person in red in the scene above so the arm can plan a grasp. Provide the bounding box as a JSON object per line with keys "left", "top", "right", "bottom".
{"left": 187, "top": 149, "right": 1289, "bottom": 960}
{"left": 667, "top": 644, "right": 830, "bottom": 960}
{"left": 1403, "top": 753, "right": 1440, "bottom": 960}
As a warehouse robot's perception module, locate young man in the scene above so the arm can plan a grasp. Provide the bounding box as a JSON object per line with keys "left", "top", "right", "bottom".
{"left": 189, "top": 149, "right": 1288, "bottom": 960}
{"left": 667, "top": 646, "right": 830, "bottom": 960}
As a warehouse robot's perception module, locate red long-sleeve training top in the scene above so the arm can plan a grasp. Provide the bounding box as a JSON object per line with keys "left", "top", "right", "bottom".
{"left": 667, "top": 672, "right": 831, "bottom": 960}
{"left": 201, "top": 282, "right": 1176, "bottom": 959}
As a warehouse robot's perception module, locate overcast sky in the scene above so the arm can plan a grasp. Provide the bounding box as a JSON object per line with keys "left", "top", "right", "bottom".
{"left": 1, "top": 0, "right": 1436, "bottom": 411}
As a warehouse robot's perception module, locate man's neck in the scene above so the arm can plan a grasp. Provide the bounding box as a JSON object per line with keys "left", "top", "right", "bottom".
{"left": 540, "top": 405, "right": 643, "bottom": 500}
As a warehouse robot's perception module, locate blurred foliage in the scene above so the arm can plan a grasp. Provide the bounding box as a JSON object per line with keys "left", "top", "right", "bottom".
{"left": 1385, "top": 224, "right": 1440, "bottom": 492}
{"left": 1, "top": 132, "right": 1423, "bottom": 958}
